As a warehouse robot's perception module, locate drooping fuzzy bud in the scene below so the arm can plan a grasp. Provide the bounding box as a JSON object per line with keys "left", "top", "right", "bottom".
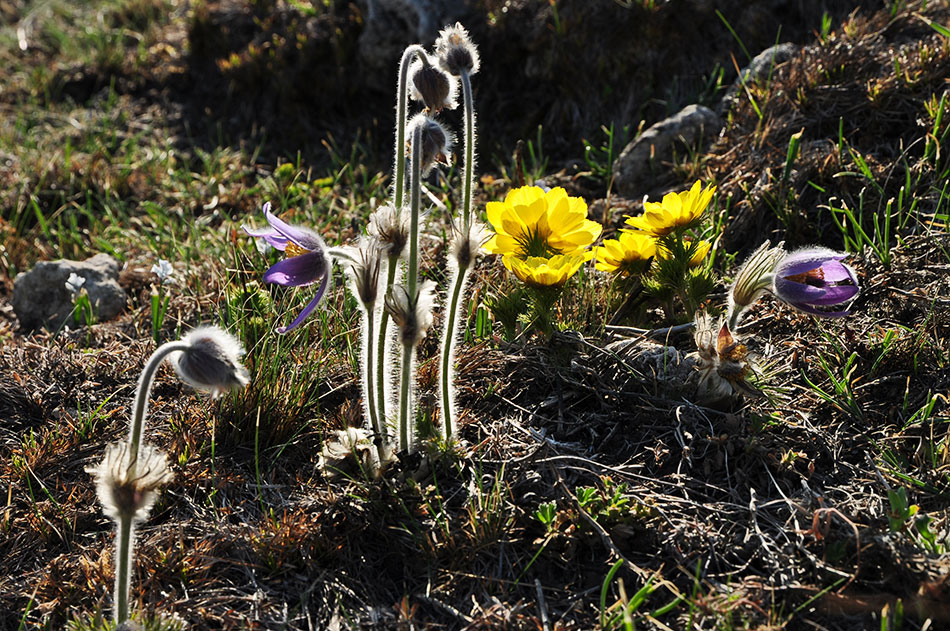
{"left": 434, "top": 22, "right": 480, "bottom": 76}
{"left": 727, "top": 241, "right": 785, "bottom": 328}
{"left": 409, "top": 54, "right": 457, "bottom": 112}
{"left": 171, "top": 326, "right": 250, "bottom": 398}
{"left": 367, "top": 203, "right": 411, "bottom": 260}
{"left": 89, "top": 442, "right": 174, "bottom": 522}
{"left": 336, "top": 237, "right": 385, "bottom": 307}
{"left": 384, "top": 281, "right": 437, "bottom": 348}
{"left": 406, "top": 113, "right": 453, "bottom": 175}
{"left": 450, "top": 221, "right": 490, "bottom": 270}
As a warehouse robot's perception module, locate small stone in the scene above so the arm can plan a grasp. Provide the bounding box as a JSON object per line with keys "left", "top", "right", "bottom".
{"left": 612, "top": 104, "right": 722, "bottom": 198}
{"left": 719, "top": 43, "right": 799, "bottom": 114}
{"left": 13, "top": 253, "right": 126, "bottom": 330}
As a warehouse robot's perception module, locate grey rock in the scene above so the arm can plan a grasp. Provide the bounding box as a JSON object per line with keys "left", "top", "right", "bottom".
{"left": 356, "top": 0, "right": 465, "bottom": 71}
{"left": 612, "top": 104, "right": 722, "bottom": 198}
{"left": 13, "top": 253, "right": 126, "bottom": 330}
{"left": 720, "top": 43, "right": 799, "bottom": 113}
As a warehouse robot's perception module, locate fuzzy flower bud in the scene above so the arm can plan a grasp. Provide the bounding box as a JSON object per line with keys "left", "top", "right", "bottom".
{"left": 407, "top": 113, "right": 453, "bottom": 175}
{"left": 367, "top": 203, "right": 410, "bottom": 259}
{"left": 409, "top": 54, "right": 457, "bottom": 112}
{"left": 89, "top": 442, "right": 174, "bottom": 522}
{"left": 434, "top": 22, "right": 480, "bottom": 76}
{"left": 336, "top": 237, "right": 385, "bottom": 306}
{"left": 385, "top": 281, "right": 437, "bottom": 348}
{"left": 772, "top": 247, "right": 859, "bottom": 317}
{"left": 727, "top": 241, "right": 785, "bottom": 328}
{"left": 171, "top": 326, "right": 250, "bottom": 397}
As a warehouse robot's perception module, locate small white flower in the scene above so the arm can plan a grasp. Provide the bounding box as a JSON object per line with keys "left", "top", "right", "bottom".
{"left": 318, "top": 427, "right": 375, "bottom": 474}
{"left": 254, "top": 238, "right": 273, "bottom": 255}
{"left": 150, "top": 259, "right": 175, "bottom": 285}
{"left": 65, "top": 272, "right": 86, "bottom": 295}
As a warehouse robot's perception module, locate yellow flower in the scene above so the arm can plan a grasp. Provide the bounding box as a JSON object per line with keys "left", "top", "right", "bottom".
{"left": 658, "top": 239, "right": 712, "bottom": 268}
{"left": 484, "top": 186, "right": 602, "bottom": 259}
{"left": 594, "top": 231, "right": 656, "bottom": 276}
{"left": 505, "top": 254, "right": 586, "bottom": 288}
{"left": 623, "top": 180, "right": 716, "bottom": 237}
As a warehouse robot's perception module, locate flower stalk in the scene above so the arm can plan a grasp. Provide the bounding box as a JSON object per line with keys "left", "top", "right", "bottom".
{"left": 438, "top": 63, "right": 477, "bottom": 444}
{"left": 440, "top": 262, "right": 467, "bottom": 441}
{"left": 375, "top": 256, "right": 399, "bottom": 431}
{"left": 129, "top": 340, "right": 190, "bottom": 456}
{"left": 93, "top": 327, "right": 248, "bottom": 623}
{"left": 394, "top": 45, "right": 427, "bottom": 209}
{"left": 395, "top": 123, "right": 424, "bottom": 452}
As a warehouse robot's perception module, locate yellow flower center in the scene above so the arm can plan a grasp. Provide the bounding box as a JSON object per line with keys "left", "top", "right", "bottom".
{"left": 285, "top": 242, "right": 309, "bottom": 258}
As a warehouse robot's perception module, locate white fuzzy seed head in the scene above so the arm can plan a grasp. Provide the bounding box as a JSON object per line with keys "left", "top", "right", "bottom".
{"left": 368, "top": 203, "right": 411, "bottom": 260}
{"left": 384, "top": 281, "right": 437, "bottom": 348}
{"left": 450, "top": 221, "right": 490, "bottom": 270}
{"left": 172, "top": 326, "right": 250, "bottom": 398}
{"left": 89, "top": 442, "right": 174, "bottom": 522}
{"left": 434, "top": 22, "right": 480, "bottom": 76}
{"left": 339, "top": 237, "right": 385, "bottom": 306}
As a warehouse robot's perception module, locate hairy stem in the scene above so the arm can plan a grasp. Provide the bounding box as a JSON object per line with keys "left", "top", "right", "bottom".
{"left": 375, "top": 256, "right": 399, "bottom": 431}
{"left": 363, "top": 304, "right": 384, "bottom": 462}
{"left": 407, "top": 124, "right": 422, "bottom": 298}
{"left": 114, "top": 517, "right": 133, "bottom": 623}
{"left": 460, "top": 69, "right": 476, "bottom": 231}
{"left": 439, "top": 260, "right": 470, "bottom": 443}
{"left": 393, "top": 45, "right": 426, "bottom": 210}
{"left": 398, "top": 341, "right": 414, "bottom": 451}
{"left": 130, "top": 341, "right": 189, "bottom": 458}
{"left": 396, "top": 123, "right": 424, "bottom": 452}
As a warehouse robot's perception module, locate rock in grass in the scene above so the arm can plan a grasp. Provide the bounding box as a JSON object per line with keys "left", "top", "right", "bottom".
{"left": 719, "top": 43, "right": 799, "bottom": 114}
{"left": 13, "top": 253, "right": 126, "bottom": 330}
{"left": 612, "top": 104, "right": 722, "bottom": 198}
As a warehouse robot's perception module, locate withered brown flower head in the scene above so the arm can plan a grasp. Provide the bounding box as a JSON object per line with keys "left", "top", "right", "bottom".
{"left": 690, "top": 312, "right": 763, "bottom": 401}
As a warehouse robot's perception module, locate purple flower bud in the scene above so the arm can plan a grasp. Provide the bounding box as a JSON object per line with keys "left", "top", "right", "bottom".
{"left": 772, "top": 247, "right": 859, "bottom": 317}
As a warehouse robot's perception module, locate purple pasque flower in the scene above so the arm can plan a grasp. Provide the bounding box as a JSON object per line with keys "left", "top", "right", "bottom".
{"left": 243, "top": 202, "right": 331, "bottom": 334}
{"left": 772, "top": 247, "right": 859, "bottom": 317}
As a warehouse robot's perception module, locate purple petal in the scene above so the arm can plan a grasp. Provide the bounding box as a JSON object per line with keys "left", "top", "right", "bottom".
{"left": 263, "top": 251, "right": 329, "bottom": 286}
{"left": 774, "top": 277, "right": 852, "bottom": 304}
{"left": 264, "top": 205, "right": 324, "bottom": 252}
{"left": 805, "top": 284, "right": 859, "bottom": 305}
{"left": 775, "top": 247, "right": 847, "bottom": 278}
{"left": 816, "top": 260, "right": 855, "bottom": 283}
{"left": 789, "top": 302, "right": 852, "bottom": 318}
{"left": 242, "top": 224, "right": 289, "bottom": 251}
{"left": 277, "top": 273, "right": 330, "bottom": 334}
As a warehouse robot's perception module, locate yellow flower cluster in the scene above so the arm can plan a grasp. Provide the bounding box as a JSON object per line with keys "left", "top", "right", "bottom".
{"left": 594, "top": 180, "right": 715, "bottom": 276}
{"left": 484, "top": 186, "right": 601, "bottom": 287}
